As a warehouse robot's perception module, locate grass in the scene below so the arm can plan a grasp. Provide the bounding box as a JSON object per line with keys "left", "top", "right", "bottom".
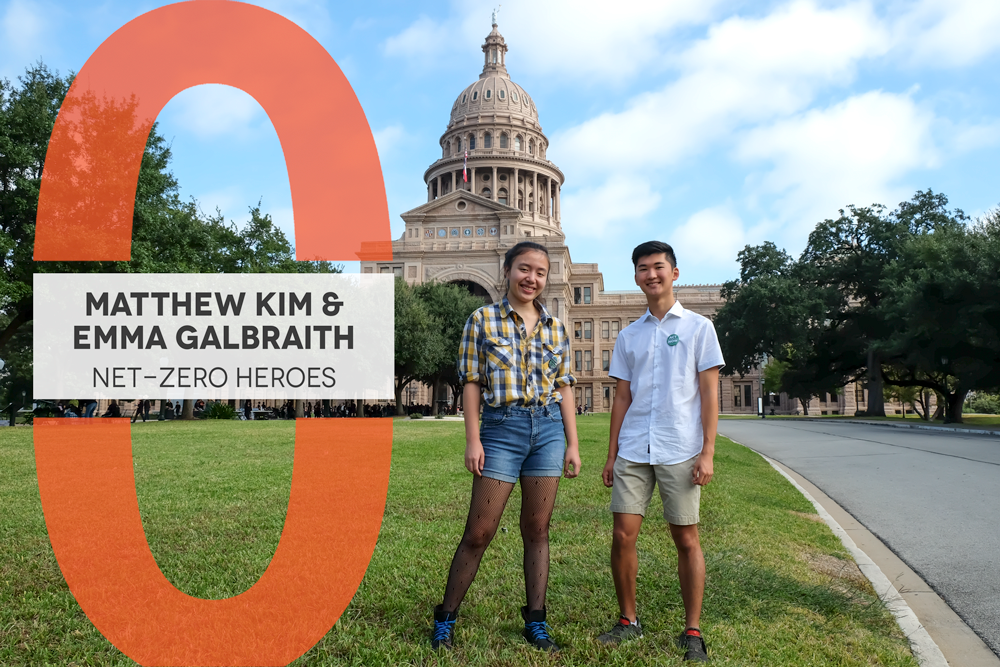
{"left": 0, "top": 416, "right": 918, "bottom": 666}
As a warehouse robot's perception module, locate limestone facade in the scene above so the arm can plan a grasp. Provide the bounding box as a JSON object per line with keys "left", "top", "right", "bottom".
{"left": 363, "top": 21, "right": 898, "bottom": 417}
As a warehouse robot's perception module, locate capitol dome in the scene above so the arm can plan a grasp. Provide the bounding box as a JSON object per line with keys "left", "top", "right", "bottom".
{"left": 449, "top": 23, "right": 539, "bottom": 126}
{"left": 420, "top": 18, "right": 564, "bottom": 241}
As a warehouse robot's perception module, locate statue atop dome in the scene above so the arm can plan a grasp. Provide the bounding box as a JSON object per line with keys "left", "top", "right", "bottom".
{"left": 492, "top": 6, "right": 500, "bottom": 27}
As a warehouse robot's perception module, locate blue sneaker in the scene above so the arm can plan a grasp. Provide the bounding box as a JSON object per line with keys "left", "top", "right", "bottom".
{"left": 431, "top": 604, "right": 457, "bottom": 650}
{"left": 522, "top": 606, "right": 560, "bottom": 652}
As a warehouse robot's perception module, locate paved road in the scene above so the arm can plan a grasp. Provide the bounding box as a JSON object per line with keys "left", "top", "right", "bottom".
{"left": 716, "top": 419, "right": 1000, "bottom": 657}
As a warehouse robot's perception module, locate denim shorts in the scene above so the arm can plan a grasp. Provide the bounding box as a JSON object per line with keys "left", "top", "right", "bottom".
{"left": 480, "top": 404, "right": 566, "bottom": 483}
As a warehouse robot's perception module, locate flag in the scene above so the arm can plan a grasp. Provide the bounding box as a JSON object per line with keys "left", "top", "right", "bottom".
{"left": 463, "top": 150, "right": 468, "bottom": 182}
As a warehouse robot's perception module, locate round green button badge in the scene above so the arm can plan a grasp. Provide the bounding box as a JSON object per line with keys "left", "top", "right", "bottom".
{"left": 667, "top": 334, "right": 680, "bottom": 346}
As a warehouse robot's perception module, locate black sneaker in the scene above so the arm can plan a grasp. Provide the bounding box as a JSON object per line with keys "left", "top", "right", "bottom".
{"left": 677, "top": 628, "right": 709, "bottom": 662}
{"left": 522, "top": 606, "right": 560, "bottom": 651}
{"left": 597, "top": 615, "right": 643, "bottom": 644}
{"left": 431, "top": 605, "right": 457, "bottom": 650}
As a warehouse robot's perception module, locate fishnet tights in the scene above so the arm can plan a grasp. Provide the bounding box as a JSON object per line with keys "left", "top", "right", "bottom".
{"left": 519, "top": 476, "right": 560, "bottom": 611}
{"left": 441, "top": 475, "right": 560, "bottom": 613}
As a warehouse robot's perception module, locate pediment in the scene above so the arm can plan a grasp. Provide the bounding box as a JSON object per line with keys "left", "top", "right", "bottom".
{"left": 401, "top": 190, "right": 519, "bottom": 221}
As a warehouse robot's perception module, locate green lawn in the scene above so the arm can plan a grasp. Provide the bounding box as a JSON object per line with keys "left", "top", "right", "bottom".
{"left": 1, "top": 416, "right": 917, "bottom": 666}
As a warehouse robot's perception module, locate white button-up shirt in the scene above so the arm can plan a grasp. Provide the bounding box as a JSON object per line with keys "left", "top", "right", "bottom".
{"left": 609, "top": 301, "right": 725, "bottom": 465}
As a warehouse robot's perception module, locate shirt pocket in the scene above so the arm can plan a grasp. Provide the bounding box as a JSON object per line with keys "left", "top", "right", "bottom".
{"left": 484, "top": 336, "right": 514, "bottom": 371}
{"left": 542, "top": 343, "right": 563, "bottom": 377}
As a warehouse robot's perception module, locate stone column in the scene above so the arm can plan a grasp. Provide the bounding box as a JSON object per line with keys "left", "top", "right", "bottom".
{"left": 532, "top": 172, "right": 538, "bottom": 219}
{"left": 471, "top": 166, "right": 476, "bottom": 193}
{"left": 492, "top": 165, "right": 498, "bottom": 201}
{"left": 513, "top": 167, "right": 519, "bottom": 208}
{"left": 427, "top": 181, "right": 432, "bottom": 202}
{"left": 555, "top": 181, "right": 561, "bottom": 223}
{"left": 436, "top": 175, "right": 441, "bottom": 199}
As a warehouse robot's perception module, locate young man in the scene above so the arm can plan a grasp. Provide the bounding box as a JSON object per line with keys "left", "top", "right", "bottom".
{"left": 598, "top": 241, "right": 724, "bottom": 663}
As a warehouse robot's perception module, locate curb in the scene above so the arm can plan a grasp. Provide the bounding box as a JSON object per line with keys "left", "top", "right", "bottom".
{"left": 801, "top": 418, "right": 1000, "bottom": 438}
{"left": 726, "top": 436, "right": 950, "bottom": 667}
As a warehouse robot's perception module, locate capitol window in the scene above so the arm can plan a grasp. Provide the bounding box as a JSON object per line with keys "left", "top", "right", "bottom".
{"left": 485, "top": 89, "right": 492, "bottom": 100}
{"left": 499, "top": 89, "right": 505, "bottom": 100}
{"left": 498, "top": 188, "right": 508, "bottom": 205}
{"left": 512, "top": 91, "right": 519, "bottom": 102}
{"left": 456, "top": 137, "right": 462, "bottom": 152}
{"left": 515, "top": 135, "right": 522, "bottom": 151}
{"left": 472, "top": 91, "right": 478, "bottom": 101}
{"left": 461, "top": 93, "right": 467, "bottom": 104}
{"left": 584, "top": 321, "right": 592, "bottom": 340}
{"left": 469, "top": 134, "right": 476, "bottom": 149}
{"left": 482, "top": 187, "right": 491, "bottom": 198}
{"left": 529, "top": 139, "right": 534, "bottom": 154}
{"left": 484, "top": 132, "right": 492, "bottom": 148}
{"left": 500, "top": 133, "right": 508, "bottom": 148}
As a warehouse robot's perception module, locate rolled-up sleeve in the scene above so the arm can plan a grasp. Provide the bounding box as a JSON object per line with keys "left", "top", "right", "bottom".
{"left": 457, "top": 312, "right": 484, "bottom": 385}
{"left": 553, "top": 321, "right": 576, "bottom": 388}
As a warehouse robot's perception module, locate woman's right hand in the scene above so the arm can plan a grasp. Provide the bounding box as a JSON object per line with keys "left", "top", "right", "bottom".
{"left": 465, "top": 439, "right": 485, "bottom": 476}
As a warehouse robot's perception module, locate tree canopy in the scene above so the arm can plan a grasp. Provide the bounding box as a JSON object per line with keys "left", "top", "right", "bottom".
{"left": 716, "top": 190, "right": 997, "bottom": 423}
{"left": 0, "top": 63, "right": 339, "bottom": 408}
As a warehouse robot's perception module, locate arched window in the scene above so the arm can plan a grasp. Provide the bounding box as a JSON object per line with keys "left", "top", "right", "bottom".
{"left": 529, "top": 139, "right": 534, "bottom": 155}
{"left": 472, "top": 91, "right": 478, "bottom": 101}
{"left": 456, "top": 137, "right": 462, "bottom": 152}
{"left": 485, "top": 89, "right": 492, "bottom": 100}
{"left": 461, "top": 93, "right": 467, "bottom": 104}
{"left": 484, "top": 132, "right": 492, "bottom": 148}
{"left": 444, "top": 141, "right": 450, "bottom": 158}
{"left": 499, "top": 89, "right": 506, "bottom": 100}
{"left": 500, "top": 133, "right": 508, "bottom": 149}
{"left": 518, "top": 189, "right": 524, "bottom": 209}
{"left": 515, "top": 135, "right": 522, "bottom": 151}
{"left": 481, "top": 187, "right": 492, "bottom": 199}
{"left": 469, "top": 134, "right": 476, "bottom": 150}
{"left": 498, "top": 188, "right": 508, "bottom": 206}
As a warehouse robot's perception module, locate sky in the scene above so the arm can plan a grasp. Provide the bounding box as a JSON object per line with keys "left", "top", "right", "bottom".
{"left": 3, "top": 0, "right": 1000, "bottom": 289}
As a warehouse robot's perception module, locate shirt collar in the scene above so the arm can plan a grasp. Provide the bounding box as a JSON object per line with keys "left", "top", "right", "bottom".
{"left": 641, "top": 300, "right": 685, "bottom": 324}
{"left": 499, "top": 296, "right": 553, "bottom": 325}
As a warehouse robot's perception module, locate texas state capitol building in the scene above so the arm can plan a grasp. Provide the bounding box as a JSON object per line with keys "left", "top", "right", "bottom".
{"left": 363, "top": 21, "right": 872, "bottom": 418}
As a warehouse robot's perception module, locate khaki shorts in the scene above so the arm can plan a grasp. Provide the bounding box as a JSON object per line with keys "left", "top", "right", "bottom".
{"left": 610, "top": 455, "right": 701, "bottom": 525}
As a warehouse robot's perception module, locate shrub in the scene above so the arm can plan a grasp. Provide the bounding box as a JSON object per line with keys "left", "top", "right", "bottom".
{"left": 435, "top": 413, "right": 444, "bottom": 419}
{"left": 201, "top": 402, "right": 238, "bottom": 420}
{"left": 965, "top": 393, "right": 1000, "bottom": 415}
{"left": 409, "top": 413, "right": 423, "bottom": 419}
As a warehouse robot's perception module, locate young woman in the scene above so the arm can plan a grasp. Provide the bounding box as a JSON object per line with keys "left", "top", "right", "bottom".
{"left": 432, "top": 241, "right": 580, "bottom": 652}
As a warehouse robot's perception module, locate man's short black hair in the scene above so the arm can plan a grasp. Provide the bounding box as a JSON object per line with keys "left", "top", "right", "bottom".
{"left": 631, "top": 241, "right": 677, "bottom": 269}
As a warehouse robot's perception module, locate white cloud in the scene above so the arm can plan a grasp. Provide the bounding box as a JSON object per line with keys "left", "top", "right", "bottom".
{"left": 552, "top": 0, "right": 889, "bottom": 179}
{"left": 1, "top": 0, "right": 47, "bottom": 72}
{"left": 382, "top": 0, "right": 722, "bottom": 79}
{"left": 372, "top": 124, "right": 407, "bottom": 157}
{"left": 166, "top": 85, "right": 265, "bottom": 139}
{"left": 735, "top": 90, "right": 937, "bottom": 231}
{"left": 671, "top": 205, "right": 746, "bottom": 278}
{"left": 561, "top": 176, "right": 661, "bottom": 238}
{"left": 893, "top": 0, "right": 1000, "bottom": 67}
{"left": 383, "top": 16, "right": 452, "bottom": 60}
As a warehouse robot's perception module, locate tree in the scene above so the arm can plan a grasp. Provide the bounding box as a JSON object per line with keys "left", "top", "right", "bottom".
{"left": 796, "top": 193, "right": 964, "bottom": 415}
{"left": 413, "top": 281, "right": 485, "bottom": 414}
{"left": 876, "top": 210, "right": 1000, "bottom": 422}
{"left": 0, "top": 63, "right": 341, "bottom": 409}
{"left": 393, "top": 278, "right": 446, "bottom": 414}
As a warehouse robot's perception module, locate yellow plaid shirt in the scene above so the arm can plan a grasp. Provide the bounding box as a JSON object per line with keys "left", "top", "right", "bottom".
{"left": 457, "top": 297, "right": 575, "bottom": 407}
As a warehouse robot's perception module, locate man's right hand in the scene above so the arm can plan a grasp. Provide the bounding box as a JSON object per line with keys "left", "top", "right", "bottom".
{"left": 465, "top": 439, "right": 485, "bottom": 476}
{"left": 602, "top": 458, "right": 615, "bottom": 487}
